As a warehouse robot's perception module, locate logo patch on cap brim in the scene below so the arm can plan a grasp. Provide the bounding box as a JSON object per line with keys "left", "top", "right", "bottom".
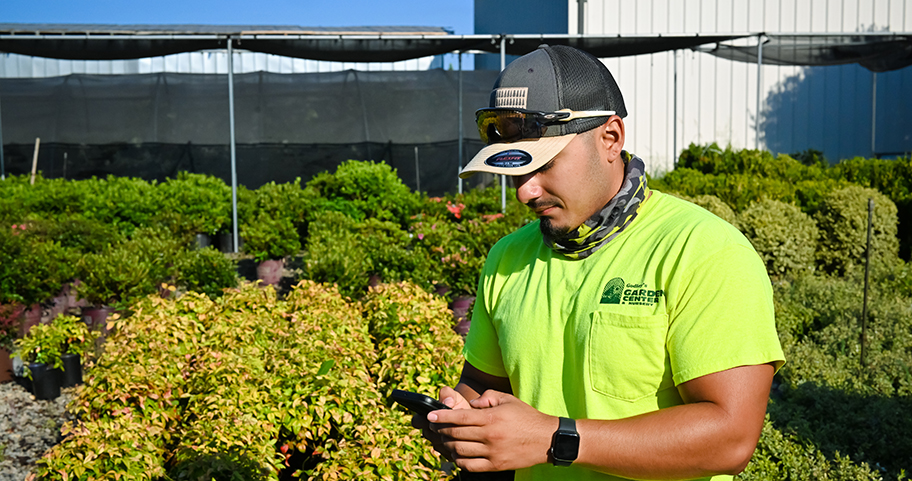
{"left": 485, "top": 150, "right": 533, "bottom": 169}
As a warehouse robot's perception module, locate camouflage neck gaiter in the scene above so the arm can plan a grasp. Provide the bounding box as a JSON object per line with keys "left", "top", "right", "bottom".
{"left": 543, "top": 152, "right": 649, "bottom": 260}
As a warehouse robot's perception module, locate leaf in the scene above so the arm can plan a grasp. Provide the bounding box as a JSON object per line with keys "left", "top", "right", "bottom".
{"left": 317, "top": 359, "right": 335, "bottom": 376}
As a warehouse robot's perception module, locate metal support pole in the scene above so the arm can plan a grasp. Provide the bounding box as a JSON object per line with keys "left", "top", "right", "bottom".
{"left": 673, "top": 50, "right": 678, "bottom": 166}
{"left": 458, "top": 51, "right": 464, "bottom": 194}
{"left": 578, "top": 0, "right": 587, "bottom": 35}
{"left": 500, "top": 37, "right": 507, "bottom": 213}
{"left": 872, "top": 72, "right": 877, "bottom": 157}
{"left": 414, "top": 146, "right": 421, "bottom": 192}
{"left": 755, "top": 34, "right": 763, "bottom": 151}
{"left": 228, "top": 37, "right": 239, "bottom": 253}
{"left": 0, "top": 90, "right": 5, "bottom": 180}
{"left": 861, "top": 198, "right": 874, "bottom": 368}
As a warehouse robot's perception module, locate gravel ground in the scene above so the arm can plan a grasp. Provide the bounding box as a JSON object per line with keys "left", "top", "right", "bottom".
{"left": 0, "top": 382, "right": 75, "bottom": 481}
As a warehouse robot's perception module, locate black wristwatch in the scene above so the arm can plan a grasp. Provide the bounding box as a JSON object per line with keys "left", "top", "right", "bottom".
{"left": 549, "top": 417, "right": 580, "bottom": 466}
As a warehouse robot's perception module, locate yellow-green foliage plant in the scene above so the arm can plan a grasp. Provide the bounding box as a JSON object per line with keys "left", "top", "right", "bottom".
{"left": 31, "top": 280, "right": 462, "bottom": 481}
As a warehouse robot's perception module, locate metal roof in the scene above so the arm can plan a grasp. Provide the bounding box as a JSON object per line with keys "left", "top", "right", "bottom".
{"left": 0, "top": 24, "right": 452, "bottom": 36}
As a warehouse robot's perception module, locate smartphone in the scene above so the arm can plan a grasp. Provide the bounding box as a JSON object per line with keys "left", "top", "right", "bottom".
{"left": 390, "top": 389, "right": 450, "bottom": 416}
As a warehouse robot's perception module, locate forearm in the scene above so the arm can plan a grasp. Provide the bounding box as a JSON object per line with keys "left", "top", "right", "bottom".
{"left": 566, "top": 364, "right": 773, "bottom": 478}
{"left": 434, "top": 364, "right": 772, "bottom": 476}
{"left": 455, "top": 361, "right": 513, "bottom": 401}
{"left": 454, "top": 381, "right": 483, "bottom": 402}
{"left": 574, "top": 401, "right": 757, "bottom": 479}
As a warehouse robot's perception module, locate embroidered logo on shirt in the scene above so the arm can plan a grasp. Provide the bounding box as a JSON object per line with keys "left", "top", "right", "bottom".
{"left": 600, "top": 277, "right": 664, "bottom": 306}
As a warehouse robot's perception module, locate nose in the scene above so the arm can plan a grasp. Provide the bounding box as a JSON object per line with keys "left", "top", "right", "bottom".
{"left": 512, "top": 173, "right": 543, "bottom": 205}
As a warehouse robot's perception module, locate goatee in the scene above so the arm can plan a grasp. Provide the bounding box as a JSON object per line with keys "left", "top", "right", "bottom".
{"left": 539, "top": 217, "right": 572, "bottom": 238}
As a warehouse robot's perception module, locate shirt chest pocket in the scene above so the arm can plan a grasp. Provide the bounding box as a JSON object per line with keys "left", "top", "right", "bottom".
{"left": 587, "top": 311, "right": 674, "bottom": 402}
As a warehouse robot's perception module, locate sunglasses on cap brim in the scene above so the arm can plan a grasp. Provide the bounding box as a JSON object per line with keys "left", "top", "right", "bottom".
{"left": 476, "top": 108, "right": 616, "bottom": 145}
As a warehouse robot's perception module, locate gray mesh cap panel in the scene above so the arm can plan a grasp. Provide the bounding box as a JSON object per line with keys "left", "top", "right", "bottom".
{"left": 487, "top": 45, "right": 627, "bottom": 137}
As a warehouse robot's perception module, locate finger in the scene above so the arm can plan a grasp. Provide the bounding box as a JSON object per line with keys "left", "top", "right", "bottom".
{"left": 439, "top": 386, "right": 472, "bottom": 410}
{"left": 434, "top": 424, "right": 488, "bottom": 444}
{"left": 469, "top": 390, "right": 511, "bottom": 409}
{"left": 428, "top": 405, "right": 486, "bottom": 425}
{"left": 442, "top": 438, "right": 490, "bottom": 459}
{"left": 454, "top": 456, "right": 498, "bottom": 473}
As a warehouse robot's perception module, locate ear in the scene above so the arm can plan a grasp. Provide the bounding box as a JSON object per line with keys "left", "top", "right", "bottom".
{"left": 597, "top": 116, "right": 625, "bottom": 162}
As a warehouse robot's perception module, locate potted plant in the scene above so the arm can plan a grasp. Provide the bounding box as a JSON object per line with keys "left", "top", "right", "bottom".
{"left": 0, "top": 225, "right": 78, "bottom": 336}
{"left": 15, "top": 319, "right": 67, "bottom": 399}
{"left": 16, "top": 314, "right": 93, "bottom": 398}
{"left": 0, "top": 304, "right": 20, "bottom": 383}
{"left": 241, "top": 213, "right": 301, "bottom": 287}
{"left": 174, "top": 246, "right": 239, "bottom": 299}
{"left": 154, "top": 172, "right": 232, "bottom": 244}
{"left": 75, "top": 246, "right": 153, "bottom": 332}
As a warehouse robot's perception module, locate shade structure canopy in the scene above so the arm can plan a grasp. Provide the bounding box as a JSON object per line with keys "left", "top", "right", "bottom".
{"left": 699, "top": 33, "right": 912, "bottom": 73}
{"left": 2, "top": 24, "right": 911, "bottom": 72}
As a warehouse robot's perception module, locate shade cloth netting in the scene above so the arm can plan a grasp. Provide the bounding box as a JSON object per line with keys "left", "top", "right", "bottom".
{"left": 699, "top": 34, "right": 912, "bottom": 73}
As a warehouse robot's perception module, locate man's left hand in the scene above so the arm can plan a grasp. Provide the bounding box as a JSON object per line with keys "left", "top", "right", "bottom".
{"left": 429, "top": 390, "right": 556, "bottom": 472}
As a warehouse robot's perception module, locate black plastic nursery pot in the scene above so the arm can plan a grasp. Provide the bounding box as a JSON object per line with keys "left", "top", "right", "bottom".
{"left": 61, "top": 353, "right": 83, "bottom": 388}
{"left": 29, "top": 362, "right": 61, "bottom": 400}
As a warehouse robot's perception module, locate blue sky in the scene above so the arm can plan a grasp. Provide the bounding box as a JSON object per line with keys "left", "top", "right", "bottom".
{"left": 0, "top": 0, "right": 475, "bottom": 34}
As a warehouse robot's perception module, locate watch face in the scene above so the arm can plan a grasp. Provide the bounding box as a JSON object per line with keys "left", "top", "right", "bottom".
{"left": 552, "top": 431, "right": 580, "bottom": 461}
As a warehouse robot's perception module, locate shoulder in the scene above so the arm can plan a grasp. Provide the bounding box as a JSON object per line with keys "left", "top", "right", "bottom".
{"left": 643, "top": 191, "right": 750, "bottom": 251}
{"left": 486, "top": 220, "right": 545, "bottom": 263}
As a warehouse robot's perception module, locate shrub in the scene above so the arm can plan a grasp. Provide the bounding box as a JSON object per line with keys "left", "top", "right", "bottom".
{"left": 22, "top": 215, "right": 123, "bottom": 254}
{"left": 174, "top": 246, "right": 239, "bottom": 298}
{"left": 770, "top": 265, "right": 912, "bottom": 479}
{"left": 75, "top": 228, "right": 183, "bottom": 307}
{"left": 80, "top": 175, "right": 161, "bottom": 237}
{"left": 676, "top": 143, "right": 830, "bottom": 183}
{"left": 831, "top": 156, "right": 912, "bottom": 205}
{"left": 241, "top": 212, "right": 302, "bottom": 263}
{"left": 33, "top": 280, "right": 459, "bottom": 480}
{"left": 0, "top": 225, "right": 77, "bottom": 306}
{"left": 364, "top": 282, "right": 463, "bottom": 399}
{"left": 736, "top": 199, "right": 819, "bottom": 278}
{"left": 305, "top": 160, "right": 422, "bottom": 227}
{"left": 154, "top": 172, "right": 232, "bottom": 236}
{"left": 739, "top": 417, "right": 884, "bottom": 481}
{"left": 304, "top": 211, "right": 434, "bottom": 297}
{"left": 409, "top": 212, "right": 517, "bottom": 298}
{"left": 814, "top": 185, "right": 899, "bottom": 275}
{"left": 240, "top": 180, "right": 307, "bottom": 261}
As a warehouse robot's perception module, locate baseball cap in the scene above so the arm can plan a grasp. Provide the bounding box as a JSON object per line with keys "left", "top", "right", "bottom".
{"left": 459, "top": 44, "right": 627, "bottom": 179}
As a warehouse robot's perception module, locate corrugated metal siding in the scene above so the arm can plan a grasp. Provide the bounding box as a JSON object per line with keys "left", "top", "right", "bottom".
{"left": 0, "top": 50, "right": 438, "bottom": 78}
{"left": 572, "top": 0, "right": 912, "bottom": 173}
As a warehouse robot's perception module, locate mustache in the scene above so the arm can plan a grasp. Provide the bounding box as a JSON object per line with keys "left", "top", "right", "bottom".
{"left": 526, "top": 199, "right": 561, "bottom": 211}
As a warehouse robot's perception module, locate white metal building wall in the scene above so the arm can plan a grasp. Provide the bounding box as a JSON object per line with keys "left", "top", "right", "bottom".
{"left": 570, "top": 0, "right": 912, "bottom": 173}
{"left": 0, "top": 50, "right": 437, "bottom": 78}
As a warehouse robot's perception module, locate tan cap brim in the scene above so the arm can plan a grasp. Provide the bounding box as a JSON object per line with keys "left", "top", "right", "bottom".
{"left": 459, "top": 134, "right": 577, "bottom": 179}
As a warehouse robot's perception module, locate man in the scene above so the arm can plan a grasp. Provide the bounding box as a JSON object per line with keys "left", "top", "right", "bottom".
{"left": 415, "top": 45, "right": 785, "bottom": 481}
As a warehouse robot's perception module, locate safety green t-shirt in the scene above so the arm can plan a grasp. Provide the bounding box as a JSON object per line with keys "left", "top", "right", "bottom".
{"left": 463, "top": 191, "right": 785, "bottom": 481}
